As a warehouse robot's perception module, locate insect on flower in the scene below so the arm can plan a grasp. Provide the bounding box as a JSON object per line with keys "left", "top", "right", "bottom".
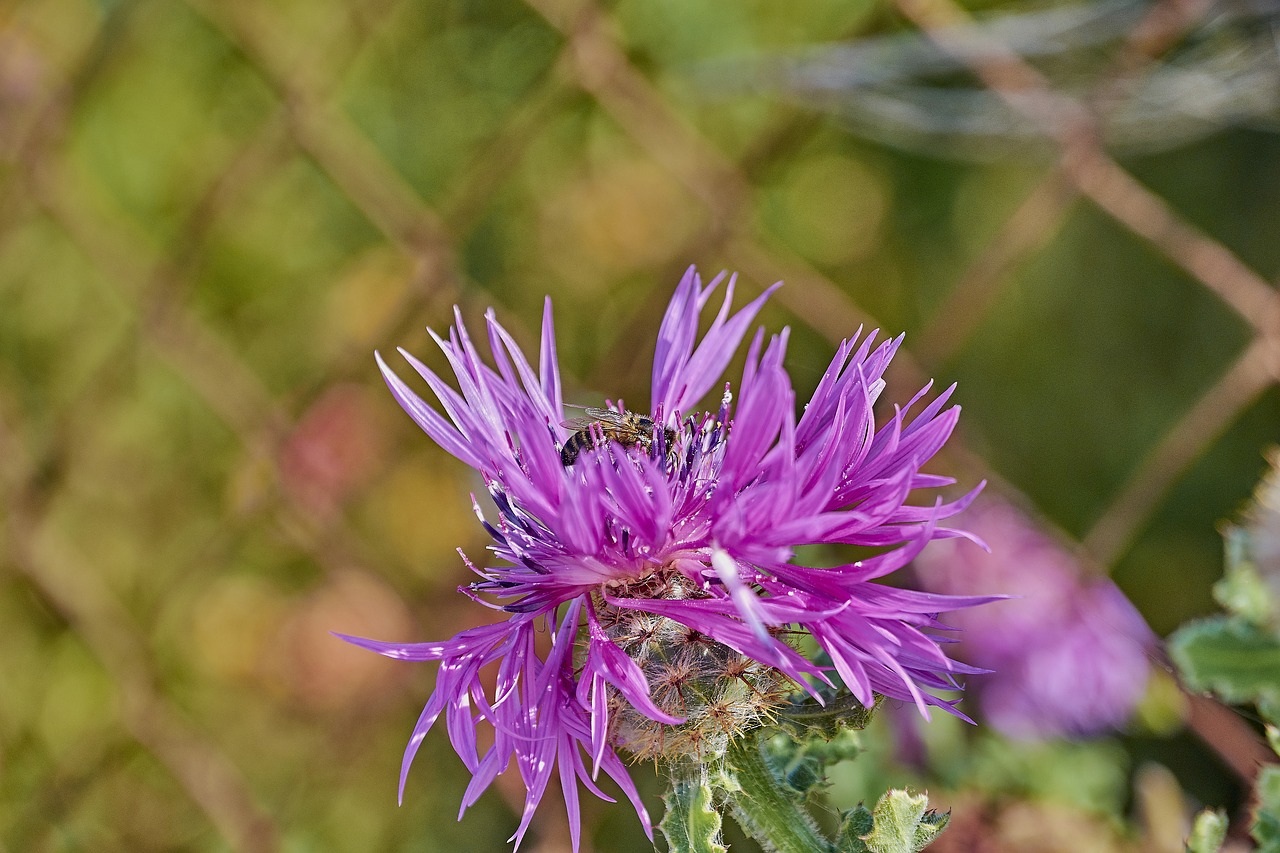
{"left": 559, "top": 407, "right": 677, "bottom": 467}
{"left": 337, "top": 267, "right": 993, "bottom": 851}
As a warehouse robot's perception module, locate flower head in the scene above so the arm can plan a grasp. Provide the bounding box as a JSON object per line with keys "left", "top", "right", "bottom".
{"left": 341, "top": 268, "right": 989, "bottom": 848}
{"left": 914, "top": 498, "right": 1154, "bottom": 739}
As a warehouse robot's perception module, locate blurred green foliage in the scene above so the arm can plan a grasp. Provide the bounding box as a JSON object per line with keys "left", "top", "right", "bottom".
{"left": 1170, "top": 456, "right": 1280, "bottom": 851}
{"left": 1, "top": 0, "right": 1277, "bottom": 850}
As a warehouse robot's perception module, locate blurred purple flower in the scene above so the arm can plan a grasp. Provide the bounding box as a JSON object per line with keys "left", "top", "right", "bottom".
{"left": 340, "top": 268, "right": 989, "bottom": 849}
{"left": 915, "top": 498, "right": 1154, "bottom": 740}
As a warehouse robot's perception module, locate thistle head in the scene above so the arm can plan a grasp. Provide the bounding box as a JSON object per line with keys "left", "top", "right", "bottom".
{"left": 594, "top": 573, "right": 792, "bottom": 761}
{"left": 344, "top": 267, "right": 993, "bottom": 850}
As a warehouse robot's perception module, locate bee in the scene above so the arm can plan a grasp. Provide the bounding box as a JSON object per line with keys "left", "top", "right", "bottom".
{"left": 560, "top": 407, "right": 676, "bottom": 467}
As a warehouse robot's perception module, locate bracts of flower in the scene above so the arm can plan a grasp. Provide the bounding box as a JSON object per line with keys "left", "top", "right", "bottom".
{"left": 338, "top": 268, "right": 994, "bottom": 850}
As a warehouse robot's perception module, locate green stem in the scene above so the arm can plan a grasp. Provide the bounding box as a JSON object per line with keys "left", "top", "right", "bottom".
{"left": 721, "top": 733, "right": 834, "bottom": 853}
{"left": 660, "top": 761, "right": 728, "bottom": 853}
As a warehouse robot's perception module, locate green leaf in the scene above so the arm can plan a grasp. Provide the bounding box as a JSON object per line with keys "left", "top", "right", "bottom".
{"left": 761, "top": 729, "right": 863, "bottom": 797}
{"left": 1167, "top": 618, "right": 1280, "bottom": 706}
{"left": 837, "top": 805, "right": 875, "bottom": 853}
{"left": 838, "top": 790, "right": 950, "bottom": 853}
{"left": 1254, "top": 765, "right": 1280, "bottom": 853}
{"left": 1261, "top": 696, "right": 1280, "bottom": 732}
{"left": 1215, "top": 528, "right": 1277, "bottom": 626}
{"left": 1184, "top": 808, "right": 1226, "bottom": 853}
{"left": 777, "top": 693, "right": 880, "bottom": 741}
{"left": 660, "top": 766, "right": 728, "bottom": 853}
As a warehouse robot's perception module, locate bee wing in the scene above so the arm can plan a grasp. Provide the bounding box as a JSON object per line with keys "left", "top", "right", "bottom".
{"left": 583, "top": 407, "right": 629, "bottom": 423}
{"left": 561, "top": 406, "right": 633, "bottom": 430}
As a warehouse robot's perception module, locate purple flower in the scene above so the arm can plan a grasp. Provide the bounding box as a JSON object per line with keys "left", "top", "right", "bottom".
{"left": 340, "top": 268, "right": 988, "bottom": 849}
{"left": 914, "top": 498, "right": 1154, "bottom": 740}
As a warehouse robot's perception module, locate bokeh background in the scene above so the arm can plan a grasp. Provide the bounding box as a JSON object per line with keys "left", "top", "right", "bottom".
{"left": 1, "top": 0, "right": 1278, "bottom": 850}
